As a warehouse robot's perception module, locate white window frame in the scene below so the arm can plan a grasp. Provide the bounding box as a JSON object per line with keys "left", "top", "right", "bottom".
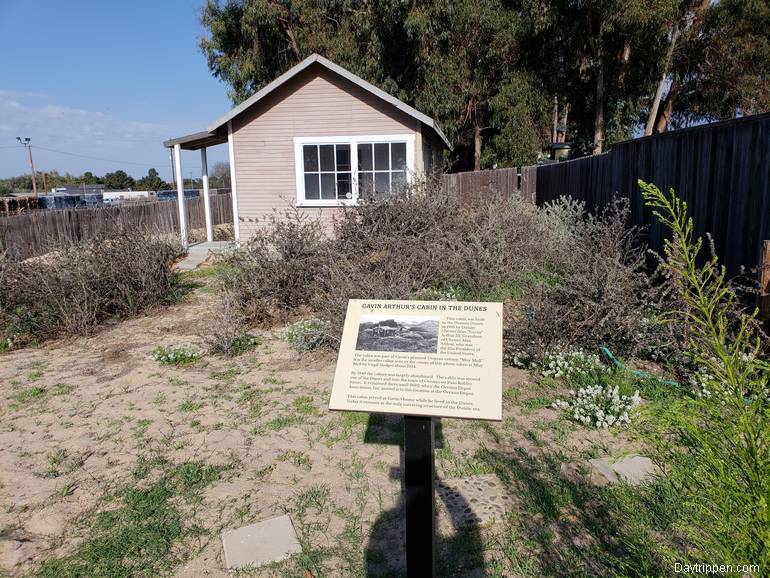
{"left": 293, "top": 134, "right": 415, "bottom": 207}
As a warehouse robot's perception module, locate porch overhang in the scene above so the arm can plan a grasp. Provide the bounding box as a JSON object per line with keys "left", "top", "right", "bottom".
{"left": 162, "top": 130, "right": 227, "bottom": 151}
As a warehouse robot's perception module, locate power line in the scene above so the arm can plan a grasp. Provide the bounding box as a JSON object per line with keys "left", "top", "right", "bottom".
{"left": 33, "top": 145, "right": 165, "bottom": 166}
{"left": 32, "top": 145, "right": 203, "bottom": 170}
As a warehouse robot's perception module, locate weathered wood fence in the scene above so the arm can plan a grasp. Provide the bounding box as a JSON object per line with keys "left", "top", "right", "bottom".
{"left": 0, "top": 193, "right": 233, "bottom": 260}
{"left": 442, "top": 167, "right": 537, "bottom": 202}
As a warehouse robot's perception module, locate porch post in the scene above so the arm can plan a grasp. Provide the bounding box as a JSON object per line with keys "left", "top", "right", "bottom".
{"left": 173, "top": 143, "right": 187, "bottom": 248}
{"left": 227, "top": 120, "right": 241, "bottom": 242}
{"left": 200, "top": 147, "right": 213, "bottom": 242}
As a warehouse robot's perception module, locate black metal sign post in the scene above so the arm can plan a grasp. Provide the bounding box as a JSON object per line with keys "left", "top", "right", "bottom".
{"left": 403, "top": 415, "right": 435, "bottom": 578}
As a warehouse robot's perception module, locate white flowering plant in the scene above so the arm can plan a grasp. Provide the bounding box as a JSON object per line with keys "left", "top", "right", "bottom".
{"left": 413, "top": 285, "right": 462, "bottom": 302}
{"left": 553, "top": 382, "right": 641, "bottom": 428}
{"left": 539, "top": 347, "right": 609, "bottom": 379}
{"left": 151, "top": 344, "right": 202, "bottom": 366}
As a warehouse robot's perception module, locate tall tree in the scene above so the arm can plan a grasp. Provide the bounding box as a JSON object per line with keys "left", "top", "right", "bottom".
{"left": 200, "top": 0, "right": 768, "bottom": 166}
{"left": 103, "top": 170, "right": 135, "bottom": 191}
{"left": 533, "top": 0, "right": 679, "bottom": 154}
{"left": 79, "top": 171, "right": 102, "bottom": 185}
{"left": 649, "top": 0, "right": 770, "bottom": 132}
{"left": 135, "top": 168, "right": 168, "bottom": 191}
{"left": 209, "top": 162, "right": 231, "bottom": 189}
{"left": 200, "top": 0, "right": 378, "bottom": 104}
{"left": 402, "top": 1, "right": 535, "bottom": 169}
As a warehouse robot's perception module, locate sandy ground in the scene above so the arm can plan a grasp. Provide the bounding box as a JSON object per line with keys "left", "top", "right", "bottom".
{"left": 0, "top": 271, "right": 635, "bottom": 577}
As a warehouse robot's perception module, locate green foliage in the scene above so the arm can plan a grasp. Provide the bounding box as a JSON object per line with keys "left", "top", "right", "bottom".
{"left": 34, "top": 458, "right": 229, "bottom": 578}
{"left": 639, "top": 180, "right": 770, "bottom": 568}
{"left": 199, "top": 1, "right": 767, "bottom": 166}
{"left": 284, "top": 318, "right": 331, "bottom": 352}
{"left": 9, "top": 383, "right": 76, "bottom": 407}
{"left": 134, "top": 168, "right": 168, "bottom": 192}
{"left": 151, "top": 345, "right": 201, "bottom": 366}
{"left": 223, "top": 333, "right": 260, "bottom": 355}
{"left": 487, "top": 72, "right": 551, "bottom": 167}
{"left": 103, "top": 170, "right": 135, "bottom": 191}
{"left": 668, "top": 0, "right": 770, "bottom": 126}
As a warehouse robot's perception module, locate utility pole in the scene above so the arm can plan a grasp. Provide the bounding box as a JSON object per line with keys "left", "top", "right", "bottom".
{"left": 16, "top": 137, "right": 38, "bottom": 197}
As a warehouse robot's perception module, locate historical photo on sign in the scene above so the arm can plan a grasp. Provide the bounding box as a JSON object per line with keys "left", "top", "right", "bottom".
{"left": 355, "top": 314, "right": 440, "bottom": 353}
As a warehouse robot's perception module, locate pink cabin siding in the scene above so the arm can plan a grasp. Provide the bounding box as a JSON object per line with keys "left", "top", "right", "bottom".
{"left": 231, "top": 64, "right": 421, "bottom": 239}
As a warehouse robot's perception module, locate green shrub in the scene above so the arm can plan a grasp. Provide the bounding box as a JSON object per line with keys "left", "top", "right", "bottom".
{"left": 221, "top": 333, "right": 260, "bottom": 356}
{"left": 284, "top": 318, "right": 331, "bottom": 352}
{"left": 151, "top": 345, "right": 201, "bottom": 366}
{"left": 639, "top": 180, "right": 770, "bottom": 569}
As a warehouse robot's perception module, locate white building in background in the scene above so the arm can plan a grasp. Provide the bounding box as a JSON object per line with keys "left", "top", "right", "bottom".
{"left": 102, "top": 190, "right": 151, "bottom": 203}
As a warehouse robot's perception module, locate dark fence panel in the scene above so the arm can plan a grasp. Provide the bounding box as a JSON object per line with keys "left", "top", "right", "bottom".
{"left": 533, "top": 114, "right": 770, "bottom": 279}
{"left": 0, "top": 193, "right": 233, "bottom": 260}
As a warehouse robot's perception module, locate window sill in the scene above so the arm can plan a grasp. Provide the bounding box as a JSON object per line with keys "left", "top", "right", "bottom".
{"left": 296, "top": 201, "right": 357, "bottom": 208}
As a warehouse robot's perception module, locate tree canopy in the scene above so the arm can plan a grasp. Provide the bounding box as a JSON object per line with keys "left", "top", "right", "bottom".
{"left": 200, "top": 0, "right": 769, "bottom": 170}
{"left": 135, "top": 168, "right": 169, "bottom": 192}
{"left": 103, "top": 170, "right": 136, "bottom": 191}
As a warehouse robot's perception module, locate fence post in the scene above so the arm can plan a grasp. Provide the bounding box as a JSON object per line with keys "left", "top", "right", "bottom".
{"left": 759, "top": 240, "right": 770, "bottom": 321}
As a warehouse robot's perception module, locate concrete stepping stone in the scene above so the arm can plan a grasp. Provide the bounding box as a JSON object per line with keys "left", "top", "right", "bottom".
{"left": 435, "top": 474, "right": 510, "bottom": 531}
{"left": 175, "top": 241, "right": 234, "bottom": 271}
{"left": 588, "top": 455, "right": 658, "bottom": 485}
{"left": 221, "top": 514, "right": 301, "bottom": 570}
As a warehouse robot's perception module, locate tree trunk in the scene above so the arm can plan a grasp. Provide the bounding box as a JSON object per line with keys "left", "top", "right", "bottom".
{"left": 279, "top": 17, "right": 301, "bottom": 60}
{"left": 473, "top": 126, "right": 482, "bottom": 171}
{"left": 593, "top": 50, "right": 605, "bottom": 155}
{"left": 645, "top": 0, "right": 709, "bottom": 135}
{"left": 645, "top": 23, "right": 680, "bottom": 136}
{"left": 618, "top": 40, "right": 631, "bottom": 89}
{"left": 552, "top": 95, "right": 559, "bottom": 142}
{"left": 559, "top": 102, "right": 570, "bottom": 143}
{"left": 654, "top": 77, "right": 680, "bottom": 133}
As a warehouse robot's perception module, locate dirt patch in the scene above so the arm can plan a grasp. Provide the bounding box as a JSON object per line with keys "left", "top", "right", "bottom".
{"left": 0, "top": 274, "right": 641, "bottom": 577}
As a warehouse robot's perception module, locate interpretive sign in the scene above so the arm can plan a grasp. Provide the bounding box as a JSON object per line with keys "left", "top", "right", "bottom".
{"left": 329, "top": 299, "right": 503, "bottom": 420}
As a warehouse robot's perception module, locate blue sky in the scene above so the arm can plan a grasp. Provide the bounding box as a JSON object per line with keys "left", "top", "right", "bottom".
{"left": 0, "top": 0, "right": 232, "bottom": 181}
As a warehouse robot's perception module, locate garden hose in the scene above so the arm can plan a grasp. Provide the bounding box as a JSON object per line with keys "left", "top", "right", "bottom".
{"left": 599, "top": 345, "right": 758, "bottom": 404}
{"left": 599, "top": 345, "right": 684, "bottom": 389}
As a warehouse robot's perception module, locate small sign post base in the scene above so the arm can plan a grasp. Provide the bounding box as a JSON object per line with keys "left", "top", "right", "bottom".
{"left": 403, "top": 415, "right": 435, "bottom": 578}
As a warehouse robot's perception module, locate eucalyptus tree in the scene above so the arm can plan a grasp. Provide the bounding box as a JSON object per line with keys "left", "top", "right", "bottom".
{"left": 647, "top": 0, "right": 770, "bottom": 133}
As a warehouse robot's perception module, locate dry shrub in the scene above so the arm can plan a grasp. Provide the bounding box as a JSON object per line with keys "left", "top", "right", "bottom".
{"left": 0, "top": 231, "right": 181, "bottom": 344}
{"left": 313, "top": 244, "right": 433, "bottom": 347}
{"left": 504, "top": 197, "right": 666, "bottom": 360}
{"left": 217, "top": 207, "right": 327, "bottom": 325}
{"left": 217, "top": 182, "right": 666, "bottom": 359}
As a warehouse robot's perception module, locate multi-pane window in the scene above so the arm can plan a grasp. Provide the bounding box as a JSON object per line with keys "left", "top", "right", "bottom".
{"left": 357, "top": 142, "right": 407, "bottom": 195}
{"left": 302, "top": 143, "right": 352, "bottom": 201}
{"left": 295, "top": 136, "right": 412, "bottom": 204}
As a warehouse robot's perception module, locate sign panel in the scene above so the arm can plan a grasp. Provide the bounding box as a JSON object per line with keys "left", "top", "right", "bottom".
{"left": 329, "top": 299, "right": 503, "bottom": 420}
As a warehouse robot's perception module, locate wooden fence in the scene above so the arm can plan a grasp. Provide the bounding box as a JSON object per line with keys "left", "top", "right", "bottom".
{"left": 532, "top": 113, "right": 770, "bottom": 280}
{"left": 443, "top": 113, "right": 769, "bottom": 281}
{"left": 441, "top": 167, "right": 538, "bottom": 202}
{"left": 0, "top": 193, "right": 233, "bottom": 260}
